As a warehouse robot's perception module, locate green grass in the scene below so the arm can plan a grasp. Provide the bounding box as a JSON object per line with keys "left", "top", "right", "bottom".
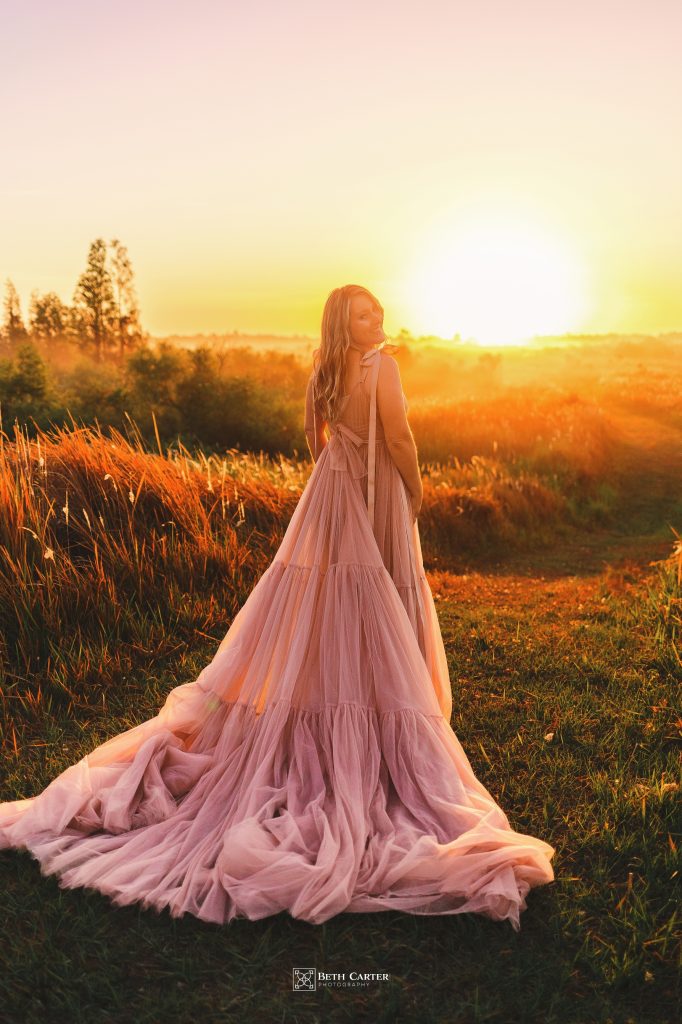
{"left": 1, "top": 397, "right": 681, "bottom": 1023}
{"left": 1, "top": 555, "right": 679, "bottom": 1024}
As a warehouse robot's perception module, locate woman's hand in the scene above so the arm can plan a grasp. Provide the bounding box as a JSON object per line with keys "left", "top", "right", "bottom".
{"left": 410, "top": 487, "right": 423, "bottom": 522}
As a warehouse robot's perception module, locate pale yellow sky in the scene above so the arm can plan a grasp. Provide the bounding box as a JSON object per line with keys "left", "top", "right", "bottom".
{"left": 1, "top": 0, "right": 680, "bottom": 344}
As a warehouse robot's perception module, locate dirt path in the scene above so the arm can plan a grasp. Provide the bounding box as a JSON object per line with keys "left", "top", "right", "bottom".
{"left": 426, "top": 532, "right": 669, "bottom": 650}
{"left": 604, "top": 406, "right": 682, "bottom": 529}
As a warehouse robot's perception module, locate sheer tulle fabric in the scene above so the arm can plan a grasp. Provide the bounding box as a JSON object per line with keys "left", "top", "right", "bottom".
{"left": 0, "top": 361, "right": 555, "bottom": 929}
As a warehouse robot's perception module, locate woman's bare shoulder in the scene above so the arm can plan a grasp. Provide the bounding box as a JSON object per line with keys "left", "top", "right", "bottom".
{"left": 378, "top": 350, "right": 401, "bottom": 380}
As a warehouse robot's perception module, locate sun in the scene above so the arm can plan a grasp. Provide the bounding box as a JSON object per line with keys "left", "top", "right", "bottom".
{"left": 406, "top": 212, "right": 589, "bottom": 346}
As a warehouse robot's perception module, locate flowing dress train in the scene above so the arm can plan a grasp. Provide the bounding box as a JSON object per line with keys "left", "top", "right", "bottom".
{"left": 0, "top": 344, "right": 555, "bottom": 929}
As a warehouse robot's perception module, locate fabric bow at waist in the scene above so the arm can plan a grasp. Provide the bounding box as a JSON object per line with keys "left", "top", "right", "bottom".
{"left": 328, "top": 423, "right": 369, "bottom": 478}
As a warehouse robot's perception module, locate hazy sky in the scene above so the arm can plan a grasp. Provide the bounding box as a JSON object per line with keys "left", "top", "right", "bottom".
{"left": 1, "top": 0, "right": 680, "bottom": 343}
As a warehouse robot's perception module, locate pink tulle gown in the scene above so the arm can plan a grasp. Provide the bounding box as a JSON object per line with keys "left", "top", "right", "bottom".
{"left": 0, "top": 342, "right": 555, "bottom": 930}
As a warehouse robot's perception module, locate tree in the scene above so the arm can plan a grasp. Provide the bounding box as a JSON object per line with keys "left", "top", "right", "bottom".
{"left": 6, "top": 341, "right": 48, "bottom": 405}
{"left": 29, "top": 290, "right": 70, "bottom": 340}
{"left": 2, "top": 279, "right": 28, "bottom": 346}
{"left": 109, "top": 238, "right": 143, "bottom": 360}
{"left": 72, "top": 238, "right": 116, "bottom": 362}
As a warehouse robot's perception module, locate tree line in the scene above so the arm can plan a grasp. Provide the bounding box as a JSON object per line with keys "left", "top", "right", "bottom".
{"left": 1, "top": 237, "right": 147, "bottom": 362}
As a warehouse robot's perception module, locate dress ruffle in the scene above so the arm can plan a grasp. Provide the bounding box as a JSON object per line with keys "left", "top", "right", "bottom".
{"left": 0, "top": 698, "right": 554, "bottom": 929}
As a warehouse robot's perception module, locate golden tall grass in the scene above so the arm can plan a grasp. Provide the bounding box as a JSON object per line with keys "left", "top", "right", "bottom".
{"left": 411, "top": 389, "right": 615, "bottom": 486}
{"left": 0, "top": 409, "right": 579, "bottom": 737}
{"left": 0, "top": 416, "right": 299, "bottom": 727}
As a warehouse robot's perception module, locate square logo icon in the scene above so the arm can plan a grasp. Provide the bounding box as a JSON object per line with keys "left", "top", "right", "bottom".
{"left": 293, "top": 967, "right": 317, "bottom": 991}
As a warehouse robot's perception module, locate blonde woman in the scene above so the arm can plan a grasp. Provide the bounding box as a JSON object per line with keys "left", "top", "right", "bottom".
{"left": 0, "top": 284, "right": 555, "bottom": 931}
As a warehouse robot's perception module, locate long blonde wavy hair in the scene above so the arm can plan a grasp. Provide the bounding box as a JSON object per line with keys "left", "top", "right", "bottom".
{"left": 311, "top": 284, "right": 392, "bottom": 426}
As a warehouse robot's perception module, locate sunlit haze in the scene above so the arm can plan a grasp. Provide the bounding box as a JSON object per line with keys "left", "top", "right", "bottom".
{"left": 1, "top": 0, "right": 680, "bottom": 345}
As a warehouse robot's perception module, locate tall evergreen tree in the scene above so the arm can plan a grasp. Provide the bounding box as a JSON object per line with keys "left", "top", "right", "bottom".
{"left": 109, "top": 238, "right": 143, "bottom": 360}
{"left": 73, "top": 239, "right": 116, "bottom": 362}
{"left": 2, "top": 279, "right": 28, "bottom": 346}
{"left": 29, "top": 290, "right": 70, "bottom": 340}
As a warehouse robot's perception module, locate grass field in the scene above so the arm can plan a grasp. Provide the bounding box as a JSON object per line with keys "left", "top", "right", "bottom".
{"left": 0, "top": 365, "right": 680, "bottom": 1024}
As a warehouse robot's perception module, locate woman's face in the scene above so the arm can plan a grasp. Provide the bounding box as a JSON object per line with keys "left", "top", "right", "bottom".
{"left": 349, "top": 294, "right": 385, "bottom": 348}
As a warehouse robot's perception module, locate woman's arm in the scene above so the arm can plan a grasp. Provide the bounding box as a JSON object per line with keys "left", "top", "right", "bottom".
{"left": 304, "top": 373, "right": 328, "bottom": 462}
{"left": 376, "top": 355, "right": 423, "bottom": 513}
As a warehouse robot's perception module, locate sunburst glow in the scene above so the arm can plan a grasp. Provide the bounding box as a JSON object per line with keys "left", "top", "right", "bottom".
{"left": 407, "top": 213, "right": 590, "bottom": 346}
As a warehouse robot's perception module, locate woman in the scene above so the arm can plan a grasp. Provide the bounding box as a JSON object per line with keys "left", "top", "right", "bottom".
{"left": 0, "top": 284, "right": 555, "bottom": 930}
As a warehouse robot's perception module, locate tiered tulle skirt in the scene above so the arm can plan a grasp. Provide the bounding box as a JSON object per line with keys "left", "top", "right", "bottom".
{"left": 0, "top": 436, "right": 555, "bottom": 929}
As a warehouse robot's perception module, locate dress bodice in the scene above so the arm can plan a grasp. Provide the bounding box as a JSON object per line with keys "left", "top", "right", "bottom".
{"left": 332, "top": 343, "right": 408, "bottom": 440}
{"left": 306, "top": 342, "right": 409, "bottom": 531}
